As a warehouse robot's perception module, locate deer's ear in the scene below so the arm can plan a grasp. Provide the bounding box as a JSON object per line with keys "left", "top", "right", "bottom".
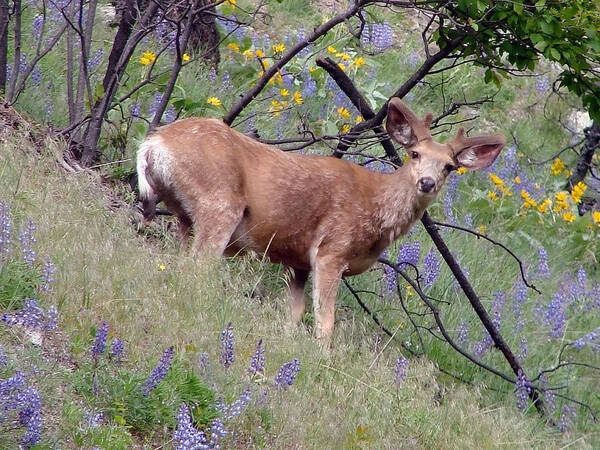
{"left": 386, "top": 99, "right": 418, "bottom": 148}
{"left": 455, "top": 139, "right": 504, "bottom": 170}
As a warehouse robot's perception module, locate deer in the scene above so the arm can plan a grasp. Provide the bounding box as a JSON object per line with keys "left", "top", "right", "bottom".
{"left": 136, "top": 98, "right": 505, "bottom": 346}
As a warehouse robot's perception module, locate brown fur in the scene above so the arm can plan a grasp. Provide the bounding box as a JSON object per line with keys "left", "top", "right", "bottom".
{"left": 136, "top": 98, "right": 505, "bottom": 345}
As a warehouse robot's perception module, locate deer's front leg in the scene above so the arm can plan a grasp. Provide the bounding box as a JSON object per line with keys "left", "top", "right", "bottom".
{"left": 312, "top": 256, "right": 344, "bottom": 347}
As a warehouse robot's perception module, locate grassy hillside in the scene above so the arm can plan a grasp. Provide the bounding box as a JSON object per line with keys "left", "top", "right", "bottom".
{"left": 0, "top": 113, "right": 597, "bottom": 448}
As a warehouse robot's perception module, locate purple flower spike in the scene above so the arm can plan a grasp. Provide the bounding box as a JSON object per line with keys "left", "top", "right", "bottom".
{"left": 91, "top": 321, "right": 109, "bottom": 358}
{"left": 515, "top": 370, "right": 531, "bottom": 410}
{"left": 394, "top": 357, "right": 408, "bottom": 383}
{"left": 142, "top": 346, "right": 174, "bottom": 396}
{"left": 174, "top": 403, "right": 226, "bottom": 449}
{"left": 220, "top": 323, "right": 234, "bottom": 368}
{"left": 274, "top": 358, "right": 301, "bottom": 389}
{"left": 248, "top": 339, "right": 265, "bottom": 375}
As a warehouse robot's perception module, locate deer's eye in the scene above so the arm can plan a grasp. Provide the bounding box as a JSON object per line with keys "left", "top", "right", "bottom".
{"left": 444, "top": 164, "right": 456, "bottom": 173}
{"left": 411, "top": 151, "right": 420, "bottom": 160}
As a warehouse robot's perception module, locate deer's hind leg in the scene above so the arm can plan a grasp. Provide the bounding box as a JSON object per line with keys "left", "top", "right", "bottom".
{"left": 288, "top": 268, "right": 309, "bottom": 326}
{"left": 191, "top": 195, "right": 246, "bottom": 260}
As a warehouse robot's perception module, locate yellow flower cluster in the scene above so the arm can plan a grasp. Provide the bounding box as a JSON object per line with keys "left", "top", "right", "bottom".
{"left": 593, "top": 211, "right": 600, "bottom": 226}
{"left": 338, "top": 107, "right": 351, "bottom": 119}
{"left": 537, "top": 198, "right": 552, "bottom": 213}
{"left": 272, "top": 43, "right": 285, "bottom": 54}
{"left": 562, "top": 212, "right": 576, "bottom": 223}
{"left": 550, "top": 158, "right": 564, "bottom": 175}
{"left": 570, "top": 181, "right": 587, "bottom": 204}
{"left": 183, "top": 53, "right": 190, "bottom": 62}
{"left": 280, "top": 88, "right": 289, "bottom": 97}
{"left": 553, "top": 191, "right": 569, "bottom": 212}
{"left": 206, "top": 97, "right": 221, "bottom": 106}
{"left": 488, "top": 191, "right": 498, "bottom": 201}
{"left": 488, "top": 173, "right": 512, "bottom": 196}
{"left": 140, "top": 51, "right": 156, "bottom": 65}
{"left": 227, "top": 42, "right": 240, "bottom": 53}
{"left": 514, "top": 176, "right": 521, "bottom": 184}
{"left": 353, "top": 57, "right": 366, "bottom": 68}
{"left": 256, "top": 49, "right": 265, "bottom": 58}
{"left": 341, "top": 124, "right": 351, "bottom": 133}
{"left": 293, "top": 91, "right": 303, "bottom": 105}
{"left": 456, "top": 167, "right": 467, "bottom": 175}
{"left": 270, "top": 99, "right": 288, "bottom": 115}
{"left": 521, "top": 190, "right": 538, "bottom": 209}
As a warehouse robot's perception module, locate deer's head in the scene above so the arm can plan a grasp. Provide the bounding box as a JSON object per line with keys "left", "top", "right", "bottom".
{"left": 386, "top": 97, "right": 505, "bottom": 196}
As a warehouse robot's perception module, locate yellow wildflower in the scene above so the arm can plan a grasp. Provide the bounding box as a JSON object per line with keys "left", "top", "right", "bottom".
{"left": 537, "top": 198, "right": 552, "bottom": 213}
{"left": 337, "top": 63, "right": 346, "bottom": 71}
{"left": 353, "top": 57, "right": 366, "bottom": 68}
{"left": 514, "top": 176, "right": 521, "bottom": 184}
{"left": 272, "top": 43, "right": 285, "bottom": 53}
{"left": 327, "top": 45, "right": 337, "bottom": 54}
{"left": 337, "top": 52, "right": 350, "bottom": 60}
{"left": 227, "top": 43, "right": 240, "bottom": 53}
{"left": 206, "top": 96, "right": 222, "bottom": 106}
{"left": 550, "top": 158, "right": 564, "bottom": 175}
{"left": 456, "top": 167, "right": 467, "bottom": 175}
{"left": 521, "top": 190, "right": 538, "bottom": 208}
{"left": 242, "top": 49, "right": 254, "bottom": 58}
{"left": 255, "top": 49, "right": 265, "bottom": 58}
{"left": 563, "top": 169, "right": 572, "bottom": 177}
{"left": 157, "top": 264, "right": 166, "bottom": 271}
{"left": 280, "top": 88, "right": 289, "bottom": 97}
{"left": 489, "top": 173, "right": 504, "bottom": 187}
{"left": 355, "top": 115, "right": 363, "bottom": 123}
{"left": 337, "top": 107, "right": 351, "bottom": 119}
{"left": 293, "top": 91, "right": 303, "bottom": 105}
{"left": 555, "top": 191, "right": 568, "bottom": 202}
{"left": 570, "top": 181, "right": 587, "bottom": 204}
{"left": 488, "top": 191, "right": 498, "bottom": 201}
{"left": 182, "top": 53, "right": 190, "bottom": 62}
{"left": 562, "top": 212, "right": 576, "bottom": 223}
{"left": 477, "top": 225, "right": 487, "bottom": 234}
{"left": 308, "top": 66, "right": 316, "bottom": 72}
{"left": 225, "top": 0, "right": 236, "bottom": 7}
{"left": 342, "top": 124, "right": 351, "bottom": 133}
{"left": 592, "top": 211, "right": 600, "bottom": 226}
{"left": 499, "top": 185, "right": 512, "bottom": 197}
{"left": 140, "top": 51, "right": 156, "bottom": 65}
{"left": 270, "top": 100, "right": 282, "bottom": 116}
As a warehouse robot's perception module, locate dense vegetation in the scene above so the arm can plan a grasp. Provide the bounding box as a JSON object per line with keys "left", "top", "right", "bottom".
{"left": 0, "top": 0, "right": 599, "bottom": 448}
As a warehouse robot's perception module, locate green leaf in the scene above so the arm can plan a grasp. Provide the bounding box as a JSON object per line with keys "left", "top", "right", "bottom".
{"left": 550, "top": 47, "right": 561, "bottom": 60}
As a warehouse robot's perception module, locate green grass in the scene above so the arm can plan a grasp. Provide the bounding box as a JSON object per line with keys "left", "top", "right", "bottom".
{"left": 1, "top": 106, "right": 598, "bottom": 448}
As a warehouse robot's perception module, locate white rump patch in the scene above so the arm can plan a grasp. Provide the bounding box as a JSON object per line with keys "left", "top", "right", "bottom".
{"left": 136, "top": 135, "right": 173, "bottom": 200}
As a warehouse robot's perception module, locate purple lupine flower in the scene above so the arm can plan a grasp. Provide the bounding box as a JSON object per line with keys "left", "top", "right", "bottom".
{"left": 539, "top": 374, "right": 555, "bottom": 414}
{"left": 456, "top": 322, "right": 470, "bottom": 348}
{"left": 164, "top": 105, "right": 176, "bottom": 123}
{"left": 537, "top": 247, "right": 550, "bottom": 279}
{"left": 174, "top": 403, "right": 227, "bottom": 449}
{"left": 372, "top": 22, "right": 393, "bottom": 51}
{"left": 408, "top": 50, "right": 419, "bottom": 68}
{"left": 142, "top": 346, "right": 174, "bottom": 396}
{"left": 130, "top": 102, "right": 141, "bottom": 119}
{"left": 88, "top": 48, "right": 104, "bottom": 72}
{"left": 361, "top": 23, "right": 371, "bottom": 46}
{"left": 397, "top": 241, "right": 420, "bottom": 270}
{"left": 219, "top": 323, "right": 234, "bottom": 368}
{"left": 41, "top": 258, "right": 55, "bottom": 293}
{"left": 0, "top": 200, "right": 12, "bottom": 259}
{"left": 512, "top": 280, "right": 527, "bottom": 323}
{"left": 91, "top": 321, "right": 109, "bottom": 358}
{"left": 148, "top": 92, "right": 163, "bottom": 117}
{"left": 572, "top": 327, "right": 600, "bottom": 351}
{"left": 463, "top": 213, "right": 473, "bottom": 228}
{"left": 31, "top": 66, "right": 42, "bottom": 86}
{"left": 19, "top": 220, "right": 36, "bottom": 268}
{"left": 248, "top": 339, "right": 265, "bottom": 375}
{"left": 545, "top": 291, "right": 567, "bottom": 339}
{"left": 515, "top": 369, "right": 531, "bottom": 410}
{"left": 443, "top": 174, "right": 460, "bottom": 225}
{"left": 274, "top": 358, "right": 301, "bottom": 389}
{"left": 208, "top": 67, "right": 218, "bottom": 82}
{"left": 576, "top": 266, "right": 587, "bottom": 292}
{"left": 2, "top": 299, "right": 57, "bottom": 330}
{"left": 198, "top": 352, "right": 210, "bottom": 373}
{"left": 535, "top": 75, "right": 550, "bottom": 93}
{"left": 422, "top": 247, "right": 440, "bottom": 290}
{"left": 472, "top": 330, "right": 493, "bottom": 358}
{"left": 110, "top": 339, "right": 124, "bottom": 361}
{"left": 394, "top": 356, "right": 408, "bottom": 383}
{"left": 558, "top": 404, "right": 576, "bottom": 433}
{"left": 0, "top": 344, "right": 8, "bottom": 367}
{"left": 518, "top": 337, "right": 528, "bottom": 361}
{"left": 221, "top": 71, "right": 232, "bottom": 90}
{"left": 219, "top": 386, "right": 251, "bottom": 419}
{"left": 84, "top": 409, "right": 104, "bottom": 428}
{"left": 32, "top": 15, "right": 44, "bottom": 40}
{"left": 17, "top": 386, "right": 43, "bottom": 448}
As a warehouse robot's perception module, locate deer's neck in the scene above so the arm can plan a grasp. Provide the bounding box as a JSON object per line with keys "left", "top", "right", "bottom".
{"left": 374, "top": 165, "right": 434, "bottom": 243}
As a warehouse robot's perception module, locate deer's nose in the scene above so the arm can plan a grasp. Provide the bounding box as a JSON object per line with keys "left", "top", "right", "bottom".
{"left": 418, "top": 177, "right": 436, "bottom": 193}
